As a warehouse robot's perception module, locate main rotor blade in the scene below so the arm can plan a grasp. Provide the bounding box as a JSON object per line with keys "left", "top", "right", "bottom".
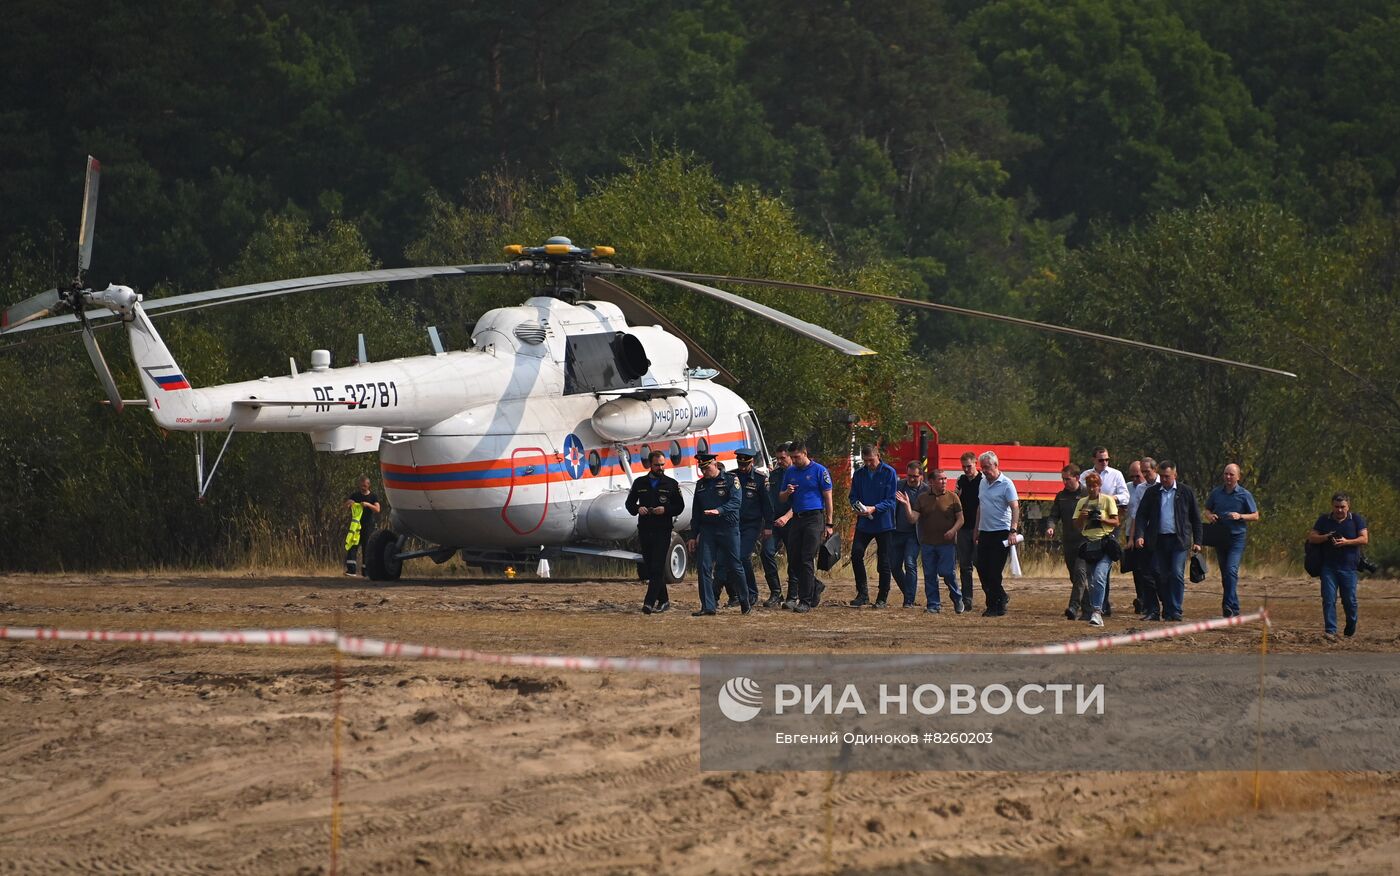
{"left": 78, "top": 156, "right": 101, "bottom": 273}
{"left": 592, "top": 266, "right": 876, "bottom": 357}
{"left": 650, "top": 271, "right": 1298, "bottom": 379}
{"left": 1, "top": 263, "right": 524, "bottom": 335}
{"left": 81, "top": 324, "right": 124, "bottom": 413}
{"left": 1, "top": 288, "right": 63, "bottom": 332}
{"left": 583, "top": 277, "right": 736, "bottom": 383}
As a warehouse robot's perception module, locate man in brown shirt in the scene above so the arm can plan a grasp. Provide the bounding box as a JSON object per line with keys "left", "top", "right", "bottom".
{"left": 899, "top": 469, "right": 965, "bottom": 613}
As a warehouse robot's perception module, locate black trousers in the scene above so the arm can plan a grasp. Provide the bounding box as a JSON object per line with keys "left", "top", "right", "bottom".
{"left": 785, "top": 510, "right": 824, "bottom": 605}
{"left": 975, "top": 530, "right": 1011, "bottom": 610}
{"left": 851, "top": 529, "right": 893, "bottom": 601}
{"left": 638, "top": 526, "right": 673, "bottom": 607}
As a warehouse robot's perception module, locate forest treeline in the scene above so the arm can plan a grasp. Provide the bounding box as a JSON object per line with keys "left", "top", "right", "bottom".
{"left": 1, "top": 0, "right": 1396, "bottom": 569}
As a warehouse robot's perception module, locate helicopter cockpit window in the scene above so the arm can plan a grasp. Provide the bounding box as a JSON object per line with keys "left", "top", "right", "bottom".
{"left": 588, "top": 450, "right": 602, "bottom": 476}
{"left": 668, "top": 441, "right": 682, "bottom": 466}
{"left": 564, "top": 331, "right": 651, "bottom": 395}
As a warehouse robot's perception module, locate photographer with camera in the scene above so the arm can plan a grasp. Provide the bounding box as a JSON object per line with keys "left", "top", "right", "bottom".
{"left": 1307, "top": 492, "right": 1369, "bottom": 639}
{"left": 1073, "top": 472, "right": 1121, "bottom": 627}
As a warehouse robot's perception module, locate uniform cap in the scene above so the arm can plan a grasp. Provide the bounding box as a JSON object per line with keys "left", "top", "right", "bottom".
{"left": 695, "top": 451, "right": 718, "bottom": 463}
{"left": 734, "top": 446, "right": 758, "bottom": 459}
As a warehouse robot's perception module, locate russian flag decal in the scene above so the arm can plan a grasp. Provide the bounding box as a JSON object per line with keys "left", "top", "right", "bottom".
{"left": 143, "top": 364, "right": 190, "bottom": 391}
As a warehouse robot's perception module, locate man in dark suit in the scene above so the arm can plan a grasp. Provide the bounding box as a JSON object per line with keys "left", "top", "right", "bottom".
{"left": 1132, "top": 460, "right": 1203, "bottom": 621}
{"left": 626, "top": 449, "right": 686, "bottom": 614}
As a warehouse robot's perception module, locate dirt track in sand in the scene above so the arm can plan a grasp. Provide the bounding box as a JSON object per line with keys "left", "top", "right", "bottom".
{"left": 2, "top": 571, "right": 1399, "bottom": 875}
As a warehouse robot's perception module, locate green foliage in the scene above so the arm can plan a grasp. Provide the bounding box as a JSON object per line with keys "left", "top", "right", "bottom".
{"left": 961, "top": 0, "right": 1273, "bottom": 230}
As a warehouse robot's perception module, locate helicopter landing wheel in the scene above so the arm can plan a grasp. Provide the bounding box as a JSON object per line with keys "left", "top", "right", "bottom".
{"left": 365, "top": 528, "right": 403, "bottom": 581}
{"left": 664, "top": 532, "right": 689, "bottom": 584}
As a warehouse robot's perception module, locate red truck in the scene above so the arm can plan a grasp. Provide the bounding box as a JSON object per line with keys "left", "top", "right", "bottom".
{"left": 877, "top": 421, "right": 1068, "bottom": 500}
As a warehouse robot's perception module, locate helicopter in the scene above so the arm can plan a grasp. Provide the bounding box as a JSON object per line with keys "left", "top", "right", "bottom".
{"left": 1, "top": 158, "right": 1296, "bottom": 582}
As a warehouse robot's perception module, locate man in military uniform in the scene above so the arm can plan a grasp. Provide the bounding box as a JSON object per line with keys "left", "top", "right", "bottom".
{"left": 733, "top": 447, "right": 775, "bottom": 608}
{"left": 760, "top": 443, "right": 792, "bottom": 607}
{"left": 625, "top": 449, "right": 685, "bottom": 613}
{"left": 688, "top": 453, "right": 750, "bottom": 616}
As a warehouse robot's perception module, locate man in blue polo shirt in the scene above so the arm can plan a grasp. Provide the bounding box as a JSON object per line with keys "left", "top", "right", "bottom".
{"left": 973, "top": 450, "right": 1020, "bottom": 617}
{"left": 848, "top": 444, "right": 900, "bottom": 608}
{"left": 1204, "top": 463, "right": 1260, "bottom": 618}
{"left": 774, "top": 441, "right": 835, "bottom": 613}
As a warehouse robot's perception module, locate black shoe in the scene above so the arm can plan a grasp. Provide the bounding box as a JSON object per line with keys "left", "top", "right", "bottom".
{"left": 1142, "top": 612, "right": 1161, "bottom": 621}
{"left": 793, "top": 603, "right": 811, "bottom": 613}
{"left": 925, "top": 605, "right": 941, "bottom": 614}
{"left": 642, "top": 603, "right": 654, "bottom": 614}
{"left": 873, "top": 599, "right": 888, "bottom": 609}
{"left": 849, "top": 595, "right": 870, "bottom": 608}
{"left": 981, "top": 606, "right": 1004, "bottom": 617}
{"left": 741, "top": 602, "right": 753, "bottom": 615}
{"left": 1344, "top": 619, "right": 1357, "bottom": 637}
{"left": 1103, "top": 603, "right": 1112, "bottom": 617}
{"left": 723, "top": 599, "right": 740, "bottom": 609}
{"left": 814, "top": 583, "right": 826, "bottom": 605}
{"left": 655, "top": 602, "right": 671, "bottom": 613}
{"left": 763, "top": 594, "right": 783, "bottom": 608}
{"left": 962, "top": 597, "right": 973, "bottom": 612}
{"left": 1133, "top": 598, "right": 1142, "bottom": 614}
{"left": 1065, "top": 608, "right": 1077, "bottom": 621}
{"left": 1166, "top": 614, "right": 1183, "bottom": 622}
{"left": 781, "top": 598, "right": 797, "bottom": 610}
{"left": 691, "top": 609, "right": 716, "bottom": 617}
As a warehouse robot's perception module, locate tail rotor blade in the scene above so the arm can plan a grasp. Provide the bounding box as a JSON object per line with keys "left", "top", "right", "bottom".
{"left": 1, "top": 289, "right": 63, "bottom": 333}
{"left": 78, "top": 156, "right": 101, "bottom": 274}
{"left": 81, "top": 324, "right": 124, "bottom": 413}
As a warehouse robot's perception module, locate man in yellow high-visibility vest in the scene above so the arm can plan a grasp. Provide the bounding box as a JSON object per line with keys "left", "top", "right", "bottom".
{"left": 343, "top": 475, "right": 382, "bottom": 576}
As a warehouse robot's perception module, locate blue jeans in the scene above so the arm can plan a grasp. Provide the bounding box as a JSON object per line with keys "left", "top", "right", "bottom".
{"left": 1153, "top": 542, "right": 1188, "bottom": 618}
{"left": 1320, "top": 566, "right": 1358, "bottom": 634}
{"left": 697, "top": 525, "right": 745, "bottom": 612}
{"left": 891, "top": 530, "right": 919, "bottom": 605}
{"left": 1215, "top": 534, "right": 1246, "bottom": 617}
{"left": 1087, "top": 554, "right": 1113, "bottom": 613}
{"left": 919, "top": 543, "right": 960, "bottom": 609}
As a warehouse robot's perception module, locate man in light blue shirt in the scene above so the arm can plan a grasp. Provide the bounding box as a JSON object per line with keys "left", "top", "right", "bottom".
{"left": 1204, "top": 464, "right": 1260, "bottom": 618}
{"left": 973, "top": 451, "right": 1020, "bottom": 616}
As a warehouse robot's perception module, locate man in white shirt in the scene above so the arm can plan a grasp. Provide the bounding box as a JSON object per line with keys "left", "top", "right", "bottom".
{"left": 1128, "top": 457, "right": 1160, "bottom": 619}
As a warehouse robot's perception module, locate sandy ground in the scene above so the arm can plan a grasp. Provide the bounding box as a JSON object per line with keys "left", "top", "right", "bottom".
{"left": 2, "top": 570, "right": 1399, "bottom": 875}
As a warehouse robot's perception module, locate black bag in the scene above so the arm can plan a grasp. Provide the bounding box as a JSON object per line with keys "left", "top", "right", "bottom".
{"left": 1189, "top": 552, "right": 1208, "bottom": 583}
{"left": 1303, "top": 540, "right": 1324, "bottom": 577}
{"left": 1077, "top": 540, "right": 1104, "bottom": 563}
{"left": 817, "top": 531, "right": 842, "bottom": 571}
{"left": 1103, "top": 535, "right": 1123, "bottom": 561}
{"left": 1120, "top": 546, "right": 1137, "bottom": 573}
{"left": 1201, "top": 520, "right": 1233, "bottom": 548}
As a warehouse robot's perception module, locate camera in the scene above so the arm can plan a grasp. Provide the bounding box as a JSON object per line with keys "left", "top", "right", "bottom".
{"left": 1085, "top": 506, "right": 1102, "bottom": 524}
{"left": 1358, "top": 554, "right": 1379, "bottom": 574}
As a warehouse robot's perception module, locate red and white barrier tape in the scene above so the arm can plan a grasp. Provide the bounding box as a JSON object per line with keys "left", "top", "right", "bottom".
{"left": 1, "top": 609, "right": 1268, "bottom": 671}
{"left": 0, "top": 626, "right": 337, "bottom": 646}
{"left": 0, "top": 625, "right": 700, "bottom": 675}
{"left": 1014, "top": 609, "right": 1270, "bottom": 655}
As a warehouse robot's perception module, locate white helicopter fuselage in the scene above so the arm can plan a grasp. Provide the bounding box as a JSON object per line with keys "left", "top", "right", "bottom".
{"left": 126, "top": 294, "right": 766, "bottom": 552}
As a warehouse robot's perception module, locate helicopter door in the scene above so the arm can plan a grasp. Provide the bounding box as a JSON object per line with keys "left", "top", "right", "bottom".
{"left": 738, "top": 411, "right": 769, "bottom": 468}
{"left": 503, "top": 444, "right": 550, "bottom": 535}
